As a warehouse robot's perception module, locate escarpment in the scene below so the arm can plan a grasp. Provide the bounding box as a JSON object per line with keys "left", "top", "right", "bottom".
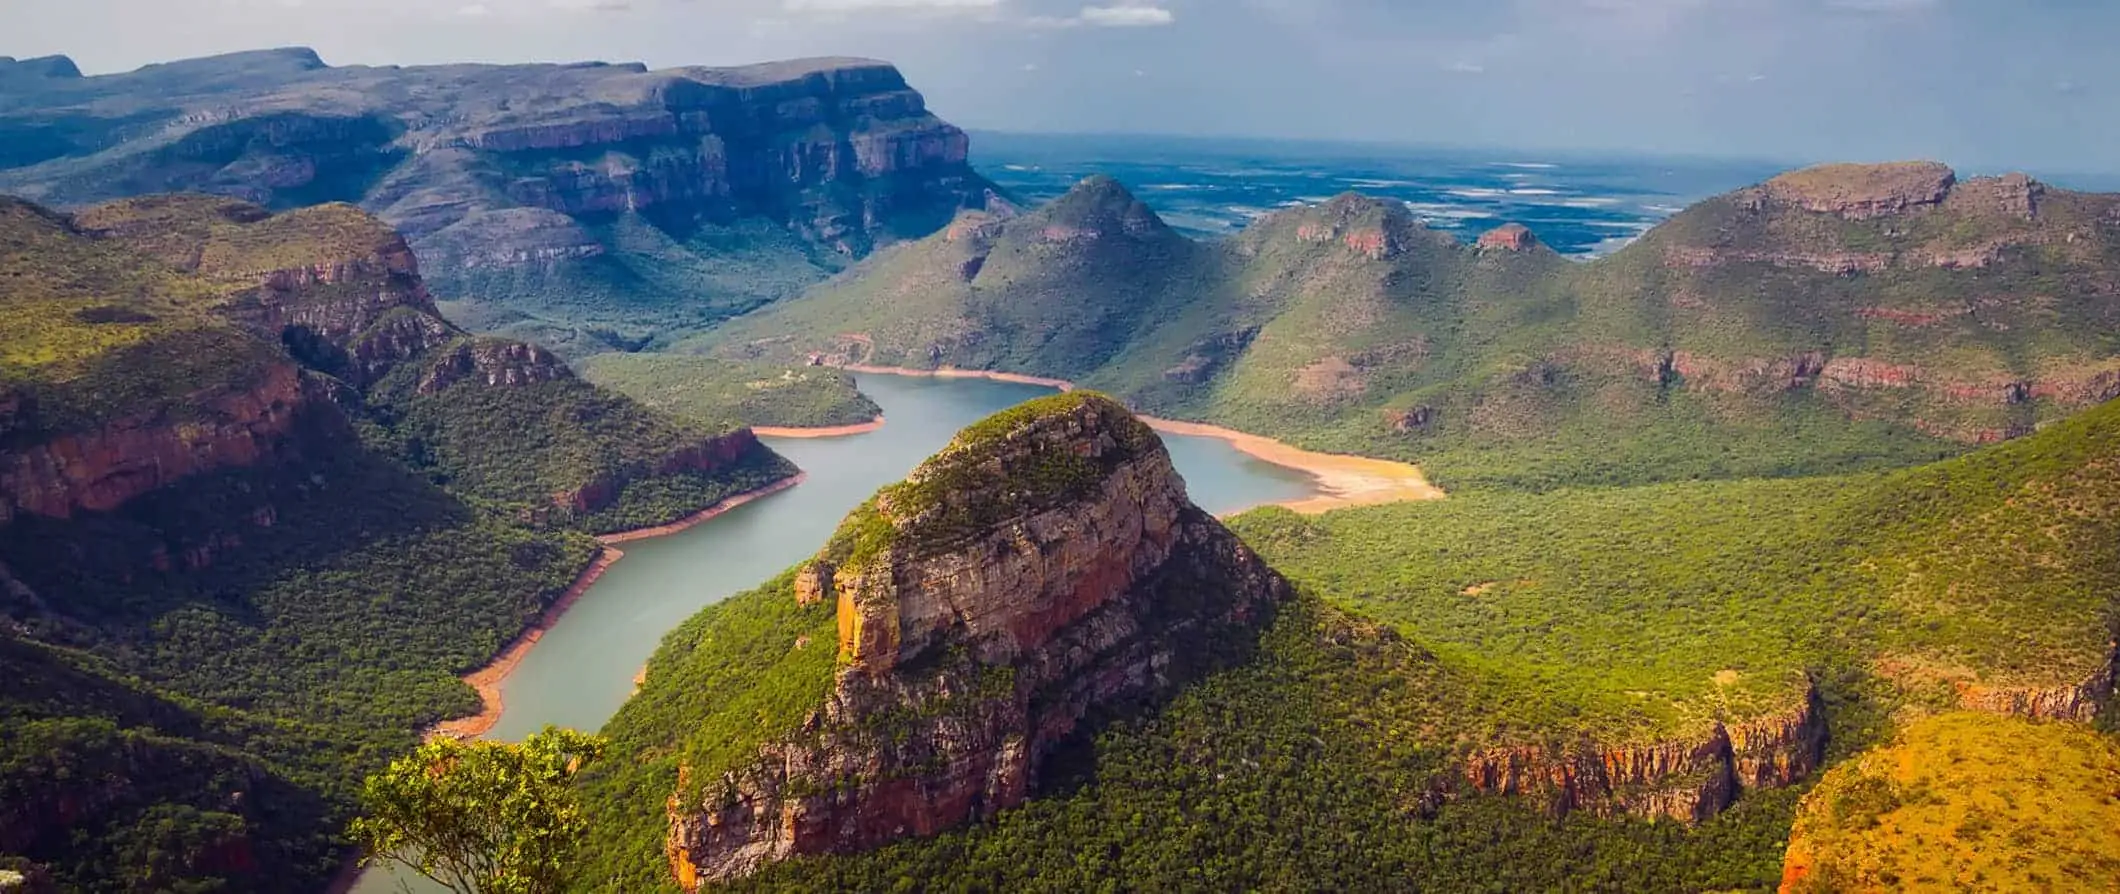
{"left": 660, "top": 393, "right": 1292, "bottom": 886}
{"left": 1463, "top": 685, "right": 1827, "bottom": 822}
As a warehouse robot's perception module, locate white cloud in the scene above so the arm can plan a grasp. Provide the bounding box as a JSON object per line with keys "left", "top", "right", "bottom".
{"left": 1080, "top": 4, "right": 1174, "bottom": 26}
{"left": 457, "top": 2, "right": 490, "bottom": 13}
{"left": 783, "top": 0, "right": 1000, "bottom": 10}
{"left": 1029, "top": 2, "right": 1175, "bottom": 28}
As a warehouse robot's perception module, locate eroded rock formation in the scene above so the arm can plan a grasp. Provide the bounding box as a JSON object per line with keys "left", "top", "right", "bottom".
{"left": 662, "top": 394, "right": 1292, "bottom": 886}
{"left": 1462, "top": 684, "right": 1827, "bottom": 822}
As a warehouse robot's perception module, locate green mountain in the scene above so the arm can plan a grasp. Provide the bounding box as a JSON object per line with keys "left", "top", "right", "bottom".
{"left": 0, "top": 193, "right": 794, "bottom": 889}
{"left": 699, "top": 163, "right": 2120, "bottom": 490}
{"left": 0, "top": 49, "right": 1002, "bottom": 355}
{"left": 594, "top": 354, "right": 2120, "bottom": 893}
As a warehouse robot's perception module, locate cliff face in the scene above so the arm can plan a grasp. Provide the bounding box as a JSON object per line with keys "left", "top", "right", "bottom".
{"left": 0, "top": 363, "right": 332, "bottom": 522}
{"left": 0, "top": 51, "right": 999, "bottom": 350}
{"left": 1463, "top": 685, "right": 1827, "bottom": 822}
{"left": 662, "top": 394, "right": 1292, "bottom": 885}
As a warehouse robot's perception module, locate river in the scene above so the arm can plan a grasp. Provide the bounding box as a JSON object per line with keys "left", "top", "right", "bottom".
{"left": 354, "top": 373, "right": 1317, "bottom": 891}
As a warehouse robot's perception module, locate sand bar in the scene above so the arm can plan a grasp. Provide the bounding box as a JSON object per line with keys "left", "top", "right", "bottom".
{"left": 835, "top": 365, "right": 1443, "bottom": 514}
{"left": 753, "top": 416, "right": 886, "bottom": 439}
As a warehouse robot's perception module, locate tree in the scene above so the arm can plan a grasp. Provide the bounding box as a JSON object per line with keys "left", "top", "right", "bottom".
{"left": 351, "top": 727, "right": 607, "bottom": 894}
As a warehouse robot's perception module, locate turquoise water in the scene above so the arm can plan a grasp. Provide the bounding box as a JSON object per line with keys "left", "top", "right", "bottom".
{"left": 355, "top": 373, "right": 1316, "bottom": 891}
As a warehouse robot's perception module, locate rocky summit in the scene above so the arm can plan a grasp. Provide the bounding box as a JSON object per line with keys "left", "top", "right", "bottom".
{"left": 653, "top": 393, "right": 1291, "bottom": 885}
{"left": 0, "top": 50, "right": 1002, "bottom": 351}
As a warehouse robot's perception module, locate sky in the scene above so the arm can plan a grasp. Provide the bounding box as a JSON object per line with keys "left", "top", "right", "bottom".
{"left": 7, "top": 0, "right": 2117, "bottom": 173}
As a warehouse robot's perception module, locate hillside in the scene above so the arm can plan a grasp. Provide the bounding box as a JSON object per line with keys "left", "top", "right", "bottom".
{"left": 570, "top": 373, "right": 2119, "bottom": 892}
{"left": 573, "top": 393, "right": 1294, "bottom": 889}
{"left": 0, "top": 48, "right": 1003, "bottom": 354}
{"left": 1780, "top": 712, "right": 2120, "bottom": 892}
{"left": 575, "top": 353, "right": 881, "bottom": 431}
{"left": 700, "top": 163, "right": 2120, "bottom": 490}
{"left": 0, "top": 195, "right": 794, "bottom": 889}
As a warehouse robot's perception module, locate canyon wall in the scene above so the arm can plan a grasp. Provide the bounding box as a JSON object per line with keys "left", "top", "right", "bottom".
{"left": 661, "top": 394, "right": 1292, "bottom": 886}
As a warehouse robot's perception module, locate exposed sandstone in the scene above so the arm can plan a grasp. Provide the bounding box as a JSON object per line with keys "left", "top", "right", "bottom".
{"left": 0, "top": 363, "right": 326, "bottom": 521}
{"left": 662, "top": 394, "right": 1291, "bottom": 885}
{"left": 1758, "top": 161, "right": 1956, "bottom": 220}
{"left": 1477, "top": 222, "right": 1540, "bottom": 252}
{"left": 1463, "top": 684, "right": 1827, "bottom": 822}
{"left": 1956, "top": 642, "right": 2119, "bottom": 722}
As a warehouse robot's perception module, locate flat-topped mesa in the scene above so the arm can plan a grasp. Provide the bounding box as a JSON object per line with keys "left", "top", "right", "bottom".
{"left": 666, "top": 393, "right": 1293, "bottom": 886}
{"left": 77, "top": 195, "right": 458, "bottom": 386}
{"left": 1477, "top": 222, "right": 1541, "bottom": 252}
{"left": 1756, "top": 161, "right": 1957, "bottom": 219}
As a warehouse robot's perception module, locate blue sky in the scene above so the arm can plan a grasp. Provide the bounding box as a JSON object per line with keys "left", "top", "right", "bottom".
{"left": 10, "top": 0, "right": 2116, "bottom": 172}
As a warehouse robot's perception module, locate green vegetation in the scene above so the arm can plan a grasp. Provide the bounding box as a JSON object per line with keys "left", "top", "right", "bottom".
{"left": 355, "top": 727, "right": 608, "bottom": 894}
{"left": 0, "top": 193, "right": 801, "bottom": 890}
{"left": 845, "top": 392, "right": 1159, "bottom": 560}
{"left": 698, "top": 169, "right": 2120, "bottom": 491}
{"left": 710, "top": 597, "right": 1801, "bottom": 893}
{"left": 1783, "top": 712, "right": 2120, "bottom": 892}
{"left": 363, "top": 358, "right": 798, "bottom": 536}
{"left": 426, "top": 214, "right": 852, "bottom": 358}
{"left": 574, "top": 353, "right": 881, "bottom": 431}
{"left": 1232, "top": 394, "right": 2120, "bottom": 748}
{"left": 572, "top": 572, "right": 839, "bottom": 892}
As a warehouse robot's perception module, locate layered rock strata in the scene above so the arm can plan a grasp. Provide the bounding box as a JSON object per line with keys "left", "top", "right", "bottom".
{"left": 1463, "top": 685, "right": 1828, "bottom": 822}
{"left": 662, "top": 394, "right": 1292, "bottom": 886}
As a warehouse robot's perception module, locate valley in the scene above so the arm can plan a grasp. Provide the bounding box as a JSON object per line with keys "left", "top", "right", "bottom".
{"left": 2, "top": 40, "right": 2117, "bottom": 894}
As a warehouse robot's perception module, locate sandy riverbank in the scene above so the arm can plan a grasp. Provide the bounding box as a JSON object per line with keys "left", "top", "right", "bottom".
{"left": 836, "top": 365, "right": 1442, "bottom": 514}
{"left": 753, "top": 416, "right": 886, "bottom": 439}
{"left": 426, "top": 473, "right": 807, "bottom": 742}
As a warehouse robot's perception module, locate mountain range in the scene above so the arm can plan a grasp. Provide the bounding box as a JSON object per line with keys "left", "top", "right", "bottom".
{"left": 0, "top": 48, "right": 1002, "bottom": 355}
{"left": 0, "top": 191, "right": 793, "bottom": 891}
{"left": 3, "top": 45, "right": 2119, "bottom": 894}
{"left": 701, "top": 163, "right": 2120, "bottom": 490}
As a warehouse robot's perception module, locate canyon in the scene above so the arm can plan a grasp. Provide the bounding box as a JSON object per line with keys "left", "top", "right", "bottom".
{"left": 658, "top": 394, "right": 1294, "bottom": 885}
{"left": 0, "top": 49, "right": 1002, "bottom": 351}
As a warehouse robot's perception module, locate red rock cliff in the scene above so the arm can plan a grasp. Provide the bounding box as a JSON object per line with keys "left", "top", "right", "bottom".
{"left": 661, "top": 394, "right": 1292, "bottom": 886}
{"left": 1462, "top": 683, "right": 1827, "bottom": 822}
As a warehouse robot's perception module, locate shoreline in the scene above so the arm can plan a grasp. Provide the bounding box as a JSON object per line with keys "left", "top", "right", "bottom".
{"left": 838, "top": 365, "right": 1443, "bottom": 514}
{"left": 596, "top": 473, "right": 807, "bottom": 545}
{"left": 754, "top": 415, "right": 886, "bottom": 439}
{"left": 426, "top": 472, "right": 808, "bottom": 741}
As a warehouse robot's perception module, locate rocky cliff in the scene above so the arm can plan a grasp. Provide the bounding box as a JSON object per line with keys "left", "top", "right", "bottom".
{"left": 1462, "top": 684, "right": 1827, "bottom": 822}
{"left": 0, "top": 49, "right": 1002, "bottom": 350}
{"left": 660, "top": 393, "right": 1291, "bottom": 885}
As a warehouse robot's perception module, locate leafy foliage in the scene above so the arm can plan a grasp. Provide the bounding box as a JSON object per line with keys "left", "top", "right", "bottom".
{"left": 1783, "top": 713, "right": 2120, "bottom": 892}
{"left": 707, "top": 597, "right": 1801, "bottom": 893}
{"left": 354, "top": 727, "right": 608, "bottom": 894}
{"left": 570, "top": 572, "right": 839, "bottom": 892}
{"left": 575, "top": 352, "right": 881, "bottom": 431}
{"left": 699, "top": 171, "right": 2120, "bottom": 491}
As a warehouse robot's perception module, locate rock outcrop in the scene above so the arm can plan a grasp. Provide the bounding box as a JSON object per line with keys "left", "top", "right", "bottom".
{"left": 0, "top": 363, "right": 331, "bottom": 521}
{"left": 1477, "top": 222, "right": 1540, "bottom": 252}
{"left": 662, "top": 394, "right": 1292, "bottom": 886}
{"left": 1956, "top": 641, "right": 2120, "bottom": 723}
{"left": 1756, "top": 161, "right": 1957, "bottom": 219}
{"left": 0, "top": 51, "right": 999, "bottom": 272}
{"left": 1462, "top": 683, "right": 1827, "bottom": 822}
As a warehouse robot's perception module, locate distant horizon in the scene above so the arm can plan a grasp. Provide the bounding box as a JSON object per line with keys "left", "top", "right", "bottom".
{"left": 12, "top": 0, "right": 2118, "bottom": 174}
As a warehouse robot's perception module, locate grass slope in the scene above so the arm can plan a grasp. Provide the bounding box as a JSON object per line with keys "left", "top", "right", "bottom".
{"left": 0, "top": 194, "right": 795, "bottom": 888}
{"left": 1782, "top": 712, "right": 2120, "bottom": 892}
{"left": 699, "top": 167, "right": 2120, "bottom": 491}
{"left": 575, "top": 353, "right": 881, "bottom": 431}
{"left": 570, "top": 391, "right": 2120, "bottom": 892}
